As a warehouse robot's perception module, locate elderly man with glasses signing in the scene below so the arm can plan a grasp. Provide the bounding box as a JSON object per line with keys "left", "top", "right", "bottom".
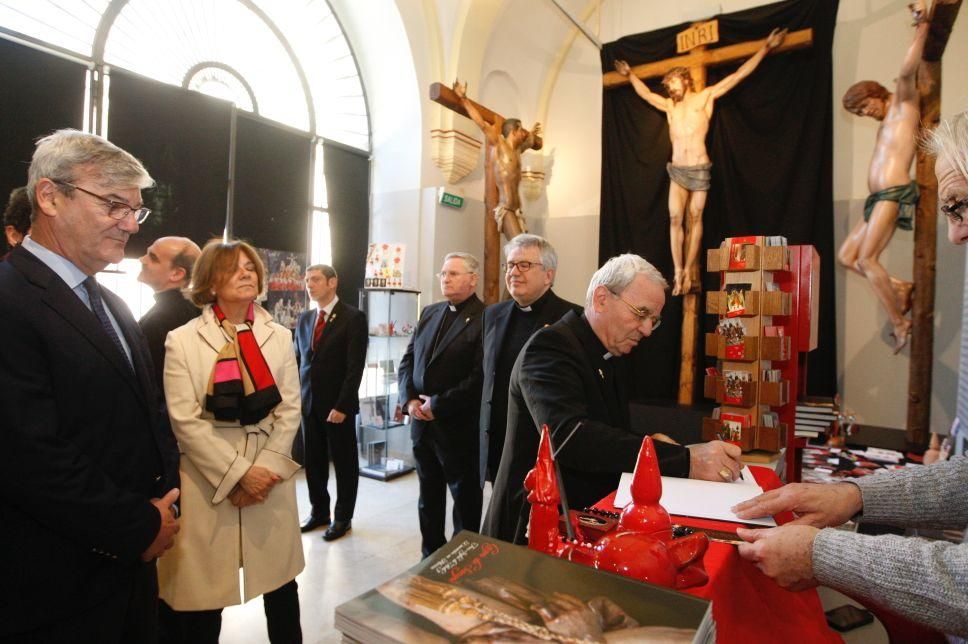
{"left": 483, "top": 253, "right": 742, "bottom": 545}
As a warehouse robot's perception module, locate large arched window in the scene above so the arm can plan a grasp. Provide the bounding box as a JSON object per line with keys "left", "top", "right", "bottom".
{"left": 0, "top": 0, "right": 368, "bottom": 149}
{"left": 0, "top": 0, "right": 369, "bottom": 314}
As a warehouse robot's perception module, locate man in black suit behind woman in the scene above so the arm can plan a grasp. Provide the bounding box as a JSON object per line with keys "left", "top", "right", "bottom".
{"left": 295, "top": 264, "right": 368, "bottom": 541}
{"left": 0, "top": 130, "right": 180, "bottom": 641}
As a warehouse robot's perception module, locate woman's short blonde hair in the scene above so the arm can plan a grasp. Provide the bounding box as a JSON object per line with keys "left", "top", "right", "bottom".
{"left": 189, "top": 239, "right": 266, "bottom": 307}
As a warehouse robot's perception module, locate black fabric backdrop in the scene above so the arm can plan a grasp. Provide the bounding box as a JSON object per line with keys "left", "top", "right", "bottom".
{"left": 233, "top": 114, "right": 312, "bottom": 253}
{"left": 0, "top": 37, "right": 85, "bottom": 253}
{"left": 600, "top": 0, "right": 838, "bottom": 402}
{"left": 108, "top": 70, "right": 232, "bottom": 257}
{"left": 323, "top": 142, "right": 370, "bottom": 305}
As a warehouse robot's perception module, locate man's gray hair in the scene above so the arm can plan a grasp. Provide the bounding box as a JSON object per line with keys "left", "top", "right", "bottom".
{"left": 585, "top": 253, "right": 669, "bottom": 308}
{"left": 444, "top": 252, "right": 480, "bottom": 274}
{"left": 27, "top": 129, "right": 154, "bottom": 217}
{"left": 504, "top": 233, "right": 558, "bottom": 271}
{"left": 924, "top": 111, "right": 968, "bottom": 184}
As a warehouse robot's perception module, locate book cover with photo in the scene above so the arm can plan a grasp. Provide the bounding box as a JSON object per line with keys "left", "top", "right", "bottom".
{"left": 335, "top": 531, "right": 714, "bottom": 643}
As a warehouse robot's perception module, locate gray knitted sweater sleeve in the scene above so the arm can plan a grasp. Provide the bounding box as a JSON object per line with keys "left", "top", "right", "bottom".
{"left": 812, "top": 458, "right": 968, "bottom": 637}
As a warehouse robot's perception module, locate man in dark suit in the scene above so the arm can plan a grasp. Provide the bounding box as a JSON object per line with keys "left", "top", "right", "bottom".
{"left": 398, "top": 252, "right": 485, "bottom": 557}
{"left": 137, "top": 236, "right": 201, "bottom": 389}
{"left": 294, "top": 264, "right": 368, "bottom": 541}
{"left": 0, "top": 129, "right": 180, "bottom": 641}
{"left": 483, "top": 253, "right": 743, "bottom": 544}
{"left": 480, "top": 234, "right": 580, "bottom": 487}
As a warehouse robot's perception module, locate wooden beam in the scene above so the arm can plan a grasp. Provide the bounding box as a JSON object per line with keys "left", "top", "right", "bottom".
{"left": 603, "top": 28, "right": 813, "bottom": 88}
{"left": 906, "top": 0, "right": 962, "bottom": 449}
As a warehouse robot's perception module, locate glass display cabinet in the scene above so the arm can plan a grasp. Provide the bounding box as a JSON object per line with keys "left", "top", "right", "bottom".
{"left": 357, "top": 287, "right": 420, "bottom": 480}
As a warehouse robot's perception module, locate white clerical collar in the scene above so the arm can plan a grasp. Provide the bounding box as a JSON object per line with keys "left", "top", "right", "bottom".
{"left": 517, "top": 304, "right": 533, "bottom": 312}
{"left": 448, "top": 304, "right": 457, "bottom": 312}
{"left": 603, "top": 352, "right": 615, "bottom": 360}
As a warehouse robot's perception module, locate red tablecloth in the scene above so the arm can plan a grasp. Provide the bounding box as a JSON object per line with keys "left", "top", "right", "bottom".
{"left": 597, "top": 466, "right": 841, "bottom": 644}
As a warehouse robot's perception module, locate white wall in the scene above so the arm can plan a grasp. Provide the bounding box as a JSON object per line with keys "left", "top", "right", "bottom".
{"left": 368, "top": 0, "right": 966, "bottom": 432}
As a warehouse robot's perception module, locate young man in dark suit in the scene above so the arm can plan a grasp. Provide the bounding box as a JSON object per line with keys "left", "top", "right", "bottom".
{"left": 294, "top": 264, "right": 368, "bottom": 541}
{"left": 480, "top": 234, "right": 580, "bottom": 488}
{"left": 0, "top": 129, "right": 180, "bottom": 641}
{"left": 398, "top": 252, "right": 485, "bottom": 557}
{"left": 483, "top": 254, "right": 743, "bottom": 544}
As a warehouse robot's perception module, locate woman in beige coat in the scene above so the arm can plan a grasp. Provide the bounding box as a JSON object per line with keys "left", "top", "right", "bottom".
{"left": 158, "top": 239, "right": 304, "bottom": 643}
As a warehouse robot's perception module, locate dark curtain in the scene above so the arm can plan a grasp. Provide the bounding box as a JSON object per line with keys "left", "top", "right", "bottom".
{"left": 600, "top": 0, "right": 838, "bottom": 402}
{"left": 108, "top": 70, "right": 232, "bottom": 257}
{"left": 323, "top": 142, "right": 370, "bottom": 303}
{"left": 232, "top": 114, "right": 312, "bottom": 253}
{"left": 0, "top": 37, "right": 85, "bottom": 246}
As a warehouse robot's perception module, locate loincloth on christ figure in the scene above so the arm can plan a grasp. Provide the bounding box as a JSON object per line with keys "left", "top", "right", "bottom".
{"left": 666, "top": 162, "right": 713, "bottom": 192}
{"left": 493, "top": 205, "right": 528, "bottom": 234}
{"left": 863, "top": 182, "right": 920, "bottom": 231}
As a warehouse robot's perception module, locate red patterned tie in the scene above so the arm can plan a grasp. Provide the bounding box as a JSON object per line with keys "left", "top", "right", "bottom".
{"left": 312, "top": 311, "right": 327, "bottom": 350}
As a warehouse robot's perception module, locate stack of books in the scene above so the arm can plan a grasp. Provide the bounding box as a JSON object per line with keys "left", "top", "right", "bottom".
{"left": 795, "top": 397, "right": 839, "bottom": 439}
{"left": 335, "top": 531, "right": 715, "bottom": 643}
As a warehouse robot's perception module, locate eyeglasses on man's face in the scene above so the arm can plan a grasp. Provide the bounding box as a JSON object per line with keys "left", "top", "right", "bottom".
{"left": 52, "top": 179, "right": 151, "bottom": 224}
{"left": 501, "top": 260, "right": 544, "bottom": 273}
{"left": 941, "top": 198, "right": 968, "bottom": 225}
{"left": 609, "top": 289, "right": 661, "bottom": 330}
{"left": 438, "top": 270, "right": 473, "bottom": 279}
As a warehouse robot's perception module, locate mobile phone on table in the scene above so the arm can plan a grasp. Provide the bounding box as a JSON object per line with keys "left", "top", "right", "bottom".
{"left": 825, "top": 604, "right": 873, "bottom": 632}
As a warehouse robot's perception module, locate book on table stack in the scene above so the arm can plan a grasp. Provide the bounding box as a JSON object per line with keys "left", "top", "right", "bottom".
{"left": 335, "top": 531, "right": 715, "bottom": 643}
{"left": 795, "top": 396, "right": 839, "bottom": 440}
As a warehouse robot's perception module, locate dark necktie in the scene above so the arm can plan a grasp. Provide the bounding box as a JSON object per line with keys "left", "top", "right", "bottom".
{"left": 312, "top": 311, "right": 327, "bottom": 350}
{"left": 82, "top": 276, "right": 133, "bottom": 371}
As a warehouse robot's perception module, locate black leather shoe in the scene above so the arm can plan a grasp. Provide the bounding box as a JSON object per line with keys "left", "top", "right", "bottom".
{"left": 300, "top": 515, "right": 331, "bottom": 533}
{"left": 323, "top": 520, "right": 352, "bottom": 541}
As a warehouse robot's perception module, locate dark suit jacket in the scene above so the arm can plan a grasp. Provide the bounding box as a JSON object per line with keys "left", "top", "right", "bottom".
{"left": 397, "top": 295, "right": 485, "bottom": 452}
{"left": 483, "top": 310, "right": 690, "bottom": 544}
{"left": 479, "top": 289, "right": 580, "bottom": 485}
{"left": 294, "top": 299, "right": 368, "bottom": 417}
{"left": 139, "top": 287, "right": 200, "bottom": 396}
{"left": 0, "top": 246, "right": 179, "bottom": 634}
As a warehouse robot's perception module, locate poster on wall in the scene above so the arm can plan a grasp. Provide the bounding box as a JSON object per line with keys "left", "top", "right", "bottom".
{"left": 364, "top": 242, "right": 405, "bottom": 288}
{"left": 257, "top": 247, "right": 307, "bottom": 330}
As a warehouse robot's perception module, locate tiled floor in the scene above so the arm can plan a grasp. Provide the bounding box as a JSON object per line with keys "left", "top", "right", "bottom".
{"left": 217, "top": 470, "right": 887, "bottom": 644}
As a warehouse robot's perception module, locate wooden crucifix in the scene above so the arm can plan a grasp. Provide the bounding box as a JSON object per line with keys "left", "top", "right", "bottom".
{"left": 604, "top": 24, "right": 813, "bottom": 405}
{"left": 429, "top": 82, "right": 543, "bottom": 304}
{"left": 907, "top": 0, "right": 962, "bottom": 449}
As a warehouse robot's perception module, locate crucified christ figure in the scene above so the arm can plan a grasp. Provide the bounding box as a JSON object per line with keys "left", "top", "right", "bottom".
{"left": 837, "top": 2, "right": 928, "bottom": 354}
{"left": 453, "top": 80, "right": 542, "bottom": 240}
{"left": 615, "top": 27, "right": 786, "bottom": 296}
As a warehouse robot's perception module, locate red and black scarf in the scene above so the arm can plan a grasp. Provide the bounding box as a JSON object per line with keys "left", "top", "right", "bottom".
{"left": 205, "top": 303, "right": 282, "bottom": 425}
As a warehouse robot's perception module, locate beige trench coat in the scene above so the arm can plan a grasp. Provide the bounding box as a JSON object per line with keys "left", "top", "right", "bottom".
{"left": 158, "top": 304, "right": 305, "bottom": 611}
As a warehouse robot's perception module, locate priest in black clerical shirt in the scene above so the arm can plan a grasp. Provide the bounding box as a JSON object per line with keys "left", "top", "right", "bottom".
{"left": 480, "top": 234, "right": 580, "bottom": 487}
{"left": 398, "top": 252, "right": 485, "bottom": 557}
{"left": 483, "top": 253, "right": 744, "bottom": 545}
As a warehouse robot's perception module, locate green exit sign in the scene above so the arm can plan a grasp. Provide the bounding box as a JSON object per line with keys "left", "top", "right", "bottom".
{"left": 440, "top": 192, "right": 464, "bottom": 209}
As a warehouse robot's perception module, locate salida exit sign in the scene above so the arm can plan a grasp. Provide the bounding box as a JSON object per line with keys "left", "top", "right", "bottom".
{"left": 439, "top": 191, "right": 464, "bottom": 209}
